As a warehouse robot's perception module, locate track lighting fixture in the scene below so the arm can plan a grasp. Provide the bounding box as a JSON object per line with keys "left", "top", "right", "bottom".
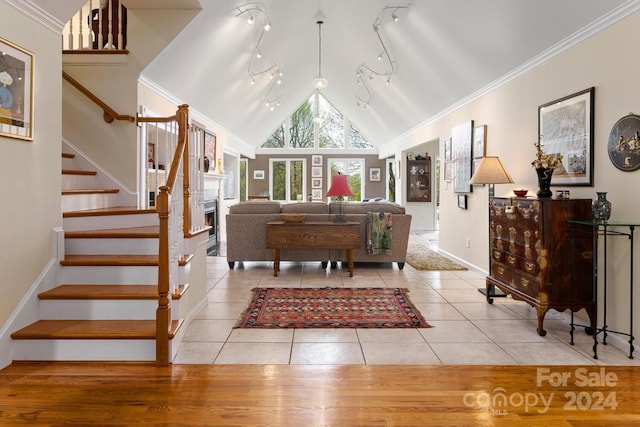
{"left": 354, "top": 3, "right": 410, "bottom": 109}
{"left": 236, "top": 3, "right": 284, "bottom": 111}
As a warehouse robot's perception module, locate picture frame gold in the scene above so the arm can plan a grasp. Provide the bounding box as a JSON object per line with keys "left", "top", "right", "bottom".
{"left": 0, "top": 37, "right": 34, "bottom": 141}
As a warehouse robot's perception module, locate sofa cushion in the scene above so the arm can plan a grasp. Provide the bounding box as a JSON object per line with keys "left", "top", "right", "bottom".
{"left": 229, "top": 201, "right": 282, "bottom": 214}
{"left": 332, "top": 201, "right": 405, "bottom": 214}
{"left": 281, "top": 202, "right": 329, "bottom": 214}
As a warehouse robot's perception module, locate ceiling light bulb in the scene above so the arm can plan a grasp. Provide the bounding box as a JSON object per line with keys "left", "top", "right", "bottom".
{"left": 369, "top": 74, "right": 374, "bottom": 81}
{"left": 385, "top": 76, "right": 391, "bottom": 85}
{"left": 392, "top": 13, "right": 399, "bottom": 22}
{"left": 264, "top": 22, "right": 271, "bottom": 31}
{"left": 247, "top": 14, "right": 254, "bottom": 25}
{"left": 256, "top": 50, "right": 262, "bottom": 59}
{"left": 250, "top": 77, "right": 256, "bottom": 85}
{"left": 276, "top": 78, "right": 282, "bottom": 85}
{"left": 265, "top": 101, "right": 270, "bottom": 107}
{"left": 377, "top": 53, "right": 383, "bottom": 61}
{"left": 270, "top": 105, "right": 275, "bottom": 111}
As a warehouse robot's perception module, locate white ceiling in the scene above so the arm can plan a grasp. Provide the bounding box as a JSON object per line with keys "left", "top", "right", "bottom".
{"left": 38, "top": 0, "right": 634, "bottom": 151}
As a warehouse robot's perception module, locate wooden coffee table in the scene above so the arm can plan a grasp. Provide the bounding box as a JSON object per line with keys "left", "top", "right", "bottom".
{"left": 266, "top": 220, "right": 361, "bottom": 277}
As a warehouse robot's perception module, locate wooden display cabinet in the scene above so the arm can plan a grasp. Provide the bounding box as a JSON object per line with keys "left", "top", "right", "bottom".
{"left": 406, "top": 158, "right": 431, "bottom": 202}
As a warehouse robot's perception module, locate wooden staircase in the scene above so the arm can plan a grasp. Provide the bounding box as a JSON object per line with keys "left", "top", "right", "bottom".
{"left": 11, "top": 151, "right": 187, "bottom": 362}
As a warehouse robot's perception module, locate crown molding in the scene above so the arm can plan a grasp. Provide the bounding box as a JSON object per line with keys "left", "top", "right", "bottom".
{"left": 6, "top": 0, "right": 66, "bottom": 34}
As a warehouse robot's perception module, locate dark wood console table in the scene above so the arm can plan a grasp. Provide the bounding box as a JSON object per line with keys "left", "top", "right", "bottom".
{"left": 266, "top": 221, "right": 360, "bottom": 277}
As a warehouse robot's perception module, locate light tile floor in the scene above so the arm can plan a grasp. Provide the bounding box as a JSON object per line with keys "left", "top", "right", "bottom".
{"left": 174, "top": 233, "right": 640, "bottom": 366}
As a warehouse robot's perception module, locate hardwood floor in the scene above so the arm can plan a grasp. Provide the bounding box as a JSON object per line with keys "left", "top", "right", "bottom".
{"left": 1, "top": 362, "right": 639, "bottom": 425}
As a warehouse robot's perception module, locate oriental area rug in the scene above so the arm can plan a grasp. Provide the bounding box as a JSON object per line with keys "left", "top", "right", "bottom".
{"left": 235, "top": 287, "right": 431, "bottom": 329}
{"left": 405, "top": 242, "right": 468, "bottom": 271}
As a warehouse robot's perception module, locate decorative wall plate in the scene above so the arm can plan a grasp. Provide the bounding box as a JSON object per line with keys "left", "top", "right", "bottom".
{"left": 607, "top": 114, "right": 640, "bottom": 171}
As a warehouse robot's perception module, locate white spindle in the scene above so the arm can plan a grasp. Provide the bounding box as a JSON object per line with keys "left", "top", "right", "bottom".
{"left": 107, "top": 0, "right": 114, "bottom": 49}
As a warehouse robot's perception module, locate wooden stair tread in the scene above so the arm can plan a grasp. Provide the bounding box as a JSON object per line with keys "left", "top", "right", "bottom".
{"left": 62, "top": 189, "right": 119, "bottom": 195}
{"left": 61, "top": 255, "right": 158, "bottom": 266}
{"left": 62, "top": 169, "right": 97, "bottom": 176}
{"left": 38, "top": 284, "right": 189, "bottom": 300}
{"left": 11, "top": 319, "right": 182, "bottom": 340}
{"left": 39, "top": 285, "right": 159, "bottom": 300}
{"left": 63, "top": 206, "right": 156, "bottom": 218}
{"left": 62, "top": 152, "right": 75, "bottom": 159}
{"left": 65, "top": 226, "right": 159, "bottom": 238}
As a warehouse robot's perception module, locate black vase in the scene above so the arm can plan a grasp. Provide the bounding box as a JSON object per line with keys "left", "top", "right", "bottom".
{"left": 536, "top": 168, "right": 553, "bottom": 198}
{"left": 592, "top": 192, "right": 612, "bottom": 222}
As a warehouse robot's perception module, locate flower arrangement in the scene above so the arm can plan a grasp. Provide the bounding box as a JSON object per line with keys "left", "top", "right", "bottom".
{"left": 532, "top": 136, "right": 563, "bottom": 169}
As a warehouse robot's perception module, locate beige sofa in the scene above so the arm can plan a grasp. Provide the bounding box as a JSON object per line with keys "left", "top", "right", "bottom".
{"left": 225, "top": 200, "right": 412, "bottom": 270}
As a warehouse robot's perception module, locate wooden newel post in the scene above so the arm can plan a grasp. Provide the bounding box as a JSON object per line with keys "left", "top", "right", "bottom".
{"left": 156, "top": 186, "right": 171, "bottom": 366}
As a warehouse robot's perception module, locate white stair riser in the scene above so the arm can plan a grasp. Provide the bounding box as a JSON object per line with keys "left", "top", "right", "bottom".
{"left": 62, "top": 193, "right": 118, "bottom": 212}
{"left": 61, "top": 265, "right": 158, "bottom": 284}
{"left": 12, "top": 339, "right": 161, "bottom": 361}
{"left": 40, "top": 300, "right": 158, "bottom": 320}
{"left": 62, "top": 174, "right": 98, "bottom": 190}
{"left": 65, "top": 238, "right": 159, "bottom": 255}
{"left": 63, "top": 213, "right": 158, "bottom": 231}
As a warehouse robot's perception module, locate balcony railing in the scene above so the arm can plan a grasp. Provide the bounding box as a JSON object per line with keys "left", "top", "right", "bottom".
{"left": 62, "top": 0, "right": 127, "bottom": 51}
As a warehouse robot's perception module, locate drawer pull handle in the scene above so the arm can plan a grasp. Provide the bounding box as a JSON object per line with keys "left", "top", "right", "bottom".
{"left": 497, "top": 267, "right": 505, "bottom": 275}
{"left": 507, "top": 255, "right": 516, "bottom": 265}
{"left": 493, "top": 251, "right": 501, "bottom": 260}
{"left": 520, "top": 278, "right": 529, "bottom": 288}
{"left": 525, "top": 262, "right": 535, "bottom": 272}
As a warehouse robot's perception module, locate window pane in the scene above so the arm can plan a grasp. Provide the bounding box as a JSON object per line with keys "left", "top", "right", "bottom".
{"left": 348, "top": 122, "right": 373, "bottom": 148}
{"left": 290, "top": 160, "right": 304, "bottom": 201}
{"left": 263, "top": 124, "right": 285, "bottom": 148}
{"left": 272, "top": 161, "right": 286, "bottom": 200}
{"left": 319, "top": 96, "right": 344, "bottom": 148}
{"left": 240, "top": 160, "right": 247, "bottom": 201}
{"left": 289, "top": 100, "right": 314, "bottom": 148}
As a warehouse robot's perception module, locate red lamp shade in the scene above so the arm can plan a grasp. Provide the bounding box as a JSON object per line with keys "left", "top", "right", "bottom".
{"left": 326, "top": 174, "right": 354, "bottom": 197}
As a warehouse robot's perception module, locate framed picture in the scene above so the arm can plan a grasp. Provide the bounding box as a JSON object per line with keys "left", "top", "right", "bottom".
{"left": 458, "top": 194, "right": 467, "bottom": 209}
{"left": 452, "top": 120, "right": 473, "bottom": 193}
{"left": 607, "top": 113, "right": 640, "bottom": 171}
{"left": 473, "top": 125, "right": 486, "bottom": 159}
{"left": 204, "top": 130, "right": 216, "bottom": 171}
{"left": 0, "top": 37, "right": 34, "bottom": 141}
{"left": 443, "top": 161, "right": 454, "bottom": 182}
{"left": 312, "top": 178, "right": 322, "bottom": 188}
{"left": 147, "top": 142, "right": 155, "bottom": 168}
{"left": 312, "top": 166, "right": 322, "bottom": 177}
{"left": 312, "top": 189, "right": 323, "bottom": 200}
{"left": 369, "top": 167, "right": 381, "bottom": 182}
{"left": 443, "top": 138, "right": 452, "bottom": 161}
{"left": 253, "top": 169, "right": 265, "bottom": 180}
{"left": 538, "top": 87, "right": 594, "bottom": 186}
{"left": 312, "top": 155, "right": 322, "bottom": 166}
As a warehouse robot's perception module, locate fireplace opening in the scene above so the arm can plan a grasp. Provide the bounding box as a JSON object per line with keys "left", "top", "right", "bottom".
{"left": 204, "top": 198, "right": 218, "bottom": 256}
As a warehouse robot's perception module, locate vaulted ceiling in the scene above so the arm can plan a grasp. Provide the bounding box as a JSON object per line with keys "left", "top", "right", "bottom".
{"left": 39, "top": 0, "right": 633, "bottom": 152}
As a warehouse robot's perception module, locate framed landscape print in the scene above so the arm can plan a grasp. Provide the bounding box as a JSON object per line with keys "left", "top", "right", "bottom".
{"left": 473, "top": 125, "right": 486, "bottom": 159}
{"left": 452, "top": 120, "right": 473, "bottom": 193}
{"left": 538, "top": 87, "right": 594, "bottom": 186}
{"left": 0, "top": 37, "right": 34, "bottom": 141}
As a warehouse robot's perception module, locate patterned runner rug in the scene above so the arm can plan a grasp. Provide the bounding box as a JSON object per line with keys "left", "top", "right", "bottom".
{"left": 235, "top": 287, "right": 431, "bottom": 328}
{"left": 405, "top": 242, "right": 468, "bottom": 271}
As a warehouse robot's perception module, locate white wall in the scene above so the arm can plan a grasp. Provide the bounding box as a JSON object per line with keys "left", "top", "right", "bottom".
{"left": 400, "top": 11, "right": 640, "bottom": 342}
{"left": 0, "top": 3, "right": 62, "bottom": 328}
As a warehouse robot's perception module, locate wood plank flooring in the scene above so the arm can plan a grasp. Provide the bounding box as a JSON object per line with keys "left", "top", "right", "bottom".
{"left": 0, "top": 363, "right": 638, "bottom": 426}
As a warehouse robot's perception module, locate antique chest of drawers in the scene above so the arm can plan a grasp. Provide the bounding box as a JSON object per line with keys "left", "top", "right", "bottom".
{"left": 486, "top": 197, "right": 595, "bottom": 336}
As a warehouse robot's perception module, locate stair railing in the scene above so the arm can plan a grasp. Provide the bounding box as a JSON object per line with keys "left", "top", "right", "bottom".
{"left": 138, "top": 104, "right": 207, "bottom": 366}
{"left": 62, "top": 71, "right": 135, "bottom": 123}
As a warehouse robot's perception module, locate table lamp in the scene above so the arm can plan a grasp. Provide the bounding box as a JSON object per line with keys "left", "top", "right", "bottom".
{"left": 469, "top": 156, "right": 513, "bottom": 297}
{"left": 326, "top": 173, "right": 354, "bottom": 222}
